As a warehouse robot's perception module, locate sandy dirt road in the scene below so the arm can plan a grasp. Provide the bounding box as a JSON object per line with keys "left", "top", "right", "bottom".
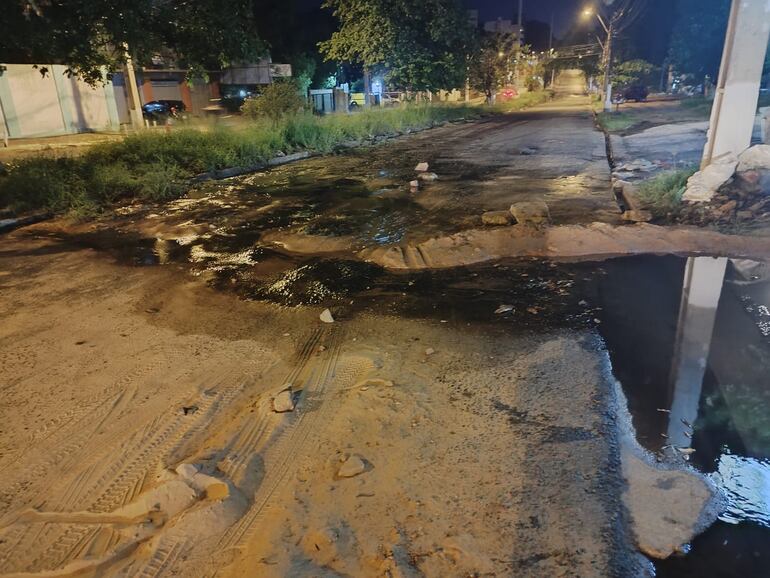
{"left": 0, "top": 231, "right": 646, "bottom": 577}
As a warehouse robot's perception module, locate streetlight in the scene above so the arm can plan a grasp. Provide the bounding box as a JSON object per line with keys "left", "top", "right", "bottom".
{"left": 583, "top": 6, "right": 613, "bottom": 111}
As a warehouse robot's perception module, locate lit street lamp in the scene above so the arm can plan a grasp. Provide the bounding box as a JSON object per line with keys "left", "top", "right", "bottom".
{"left": 583, "top": 6, "right": 613, "bottom": 112}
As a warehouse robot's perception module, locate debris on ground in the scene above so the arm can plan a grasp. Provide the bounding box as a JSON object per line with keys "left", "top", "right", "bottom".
{"left": 682, "top": 155, "right": 738, "bottom": 203}
{"left": 622, "top": 209, "right": 653, "bottom": 223}
{"left": 415, "top": 162, "right": 429, "bottom": 172}
{"left": 495, "top": 304, "right": 514, "bottom": 314}
{"left": 320, "top": 309, "right": 335, "bottom": 323}
{"left": 273, "top": 387, "right": 296, "bottom": 413}
{"left": 481, "top": 210, "right": 513, "bottom": 226}
{"left": 418, "top": 172, "right": 438, "bottom": 182}
{"left": 509, "top": 201, "right": 551, "bottom": 225}
{"left": 424, "top": 347, "right": 435, "bottom": 356}
{"left": 409, "top": 179, "right": 420, "bottom": 191}
{"left": 337, "top": 455, "right": 367, "bottom": 478}
{"left": 677, "top": 147, "right": 770, "bottom": 227}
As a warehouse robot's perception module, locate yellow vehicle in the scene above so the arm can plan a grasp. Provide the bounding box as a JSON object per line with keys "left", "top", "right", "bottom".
{"left": 349, "top": 92, "right": 366, "bottom": 108}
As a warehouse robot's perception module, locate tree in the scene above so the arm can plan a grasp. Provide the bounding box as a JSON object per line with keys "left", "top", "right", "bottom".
{"left": 0, "top": 0, "right": 265, "bottom": 84}
{"left": 251, "top": 0, "right": 338, "bottom": 92}
{"left": 667, "top": 0, "right": 731, "bottom": 82}
{"left": 612, "top": 59, "right": 657, "bottom": 88}
{"left": 319, "top": 0, "right": 473, "bottom": 92}
{"left": 517, "top": 46, "right": 546, "bottom": 92}
{"left": 469, "top": 33, "right": 518, "bottom": 102}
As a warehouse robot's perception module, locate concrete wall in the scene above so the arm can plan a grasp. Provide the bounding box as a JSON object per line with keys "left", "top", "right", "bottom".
{"left": 0, "top": 64, "right": 119, "bottom": 138}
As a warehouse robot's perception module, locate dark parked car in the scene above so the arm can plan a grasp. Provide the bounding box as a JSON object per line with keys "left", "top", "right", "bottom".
{"left": 141, "top": 100, "right": 187, "bottom": 122}
{"left": 623, "top": 85, "right": 649, "bottom": 102}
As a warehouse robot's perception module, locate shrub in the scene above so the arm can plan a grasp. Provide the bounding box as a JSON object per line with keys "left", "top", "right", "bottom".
{"left": 241, "top": 80, "right": 308, "bottom": 120}
{"left": 0, "top": 157, "right": 91, "bottom": 213}
{"left": 637, "top": 167, "right": 697, "bottom": 218}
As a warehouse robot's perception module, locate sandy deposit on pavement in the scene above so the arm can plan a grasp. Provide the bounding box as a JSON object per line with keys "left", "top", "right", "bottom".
{"left": 0, "top": 234, "right": 721, "bottom": 577}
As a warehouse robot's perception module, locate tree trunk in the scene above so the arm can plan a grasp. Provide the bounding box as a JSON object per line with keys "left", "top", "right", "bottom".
{"left": 363, "top": 67, "right": 371, "bottom": 107}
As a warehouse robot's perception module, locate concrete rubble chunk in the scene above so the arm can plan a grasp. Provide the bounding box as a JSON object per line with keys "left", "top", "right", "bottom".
{"left": 415, "top": 162, "right": 429, "bottom": 172}
{"left": 622, "top": 450, "right": 721, "bottom": 559}
{"left": 617, "top": 159, "right": 656, "bottom": 172}
{"left": 418, "top": 172, "right": 438, "bottom": 182}
{"left": 509, "top": 201, "right": 551, "bottom": 225}
{"left": 682, "top": 155, "right": 738, "bottom": 202}
{"left": 320, "top": 309, "right": 335, "bottom": 323}
{"left": 737, "top": 144, "right": 770, "bottom": 173}
{"left": 481, "top": 211, "right": 513, "bottom": 226}
{"left": 622, "top": 210, "right": 653, "bottom": 223}
{"left": 409, "top": 180, "right": 420, "bottom": 190}
{"left": 337, "top": 455, "right": 367, "bottom": 478}
{"left": 273, "top": 388, "right": 295, "bottom": 413}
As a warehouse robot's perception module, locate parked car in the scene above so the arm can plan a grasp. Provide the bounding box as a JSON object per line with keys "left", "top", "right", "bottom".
{"left": 141, "top": 100, "right": 187, "bottom": 122}
{"left": 623, "top": 85, "right": 649, "bottom": 102}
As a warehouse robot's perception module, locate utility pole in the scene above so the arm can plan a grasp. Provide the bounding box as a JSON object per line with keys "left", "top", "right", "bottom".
{"left": 514, "top": 0, "right": 523, "bottom": 89}
{"left": 549, "top": 11, "right": 555, "bottom": 87}
{"left": 602, "top": 19, "right": 613, "bottom": 112}
{"left": 123, "top": 46, "right": 144, "bottom": 130}
{"left": 700, "top": 0, "right": 770, "bottom": 168}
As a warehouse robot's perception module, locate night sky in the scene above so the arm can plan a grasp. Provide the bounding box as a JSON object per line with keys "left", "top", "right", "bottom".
{"left": 296, "top": 0, "right": 675, "bottom": 64}
{"left": 467, "top": 0, "right": 586, "bottom": 37}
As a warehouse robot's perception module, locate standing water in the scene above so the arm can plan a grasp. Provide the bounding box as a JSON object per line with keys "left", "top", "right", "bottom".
{"left": 588, "top": 255, "right": 770, "bottom": 577}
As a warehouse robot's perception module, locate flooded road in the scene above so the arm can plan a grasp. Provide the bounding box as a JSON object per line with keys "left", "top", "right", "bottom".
{"left": 37, "top": 217, "right": 770, "bottom": 576}
{"left": 2, "top": 96, "right": 769, "bottom": 577}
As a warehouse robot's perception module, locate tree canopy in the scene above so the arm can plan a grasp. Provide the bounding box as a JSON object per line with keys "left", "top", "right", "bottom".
{"left": 319, "top": 0, "right": 473, "bottom": 91}
{"left": 667, "top": 0, "right": 730, "bottom": 81}
{"left": 0, "top": 0, "right": 265, "bottom": 84}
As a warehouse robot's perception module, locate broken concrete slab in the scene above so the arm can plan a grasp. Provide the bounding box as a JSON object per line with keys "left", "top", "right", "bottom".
{"left": 737, "top": 144, "right": 770, "bottom": 172}
{"left": 417, "top": 172, "right": 438, "bottom": 182}
{"left": 683, "top": 155, "right": 738, "bottom": 202}
{"left": 614, "top": 180, "right": 645, "bottom": 213}
{"left": 481, "top": 211, "right": 513, "bottom": 226}
{"left": 273, "top": 388, "right": 296, "bottom": 413}
{"left": 509, "top": 201, "right": 551, "bottom": 225}
{"left": 414, "top": 162, "right": 429, "bottom": 172}
{"left": 320, "top": 309, "right": 335, "bottom": 324}
{"left": 622, "top": 449, "right": 721, "bottom": 559}
{"left": 622, "top": 210, "right": 653, "bottom": 223}
{"left": 337, "top": 455, "right": 367, "bottom": 478}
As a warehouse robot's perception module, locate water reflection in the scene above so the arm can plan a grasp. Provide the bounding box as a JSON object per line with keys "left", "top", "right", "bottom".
{"left": 667, "top": 257, "right": 728, "bottom": 450}
{"left": 665, "top": 257, "right": 770, "bottom": 529}
{"left": 594, "top": 255, "right": 770, "bottom": 577}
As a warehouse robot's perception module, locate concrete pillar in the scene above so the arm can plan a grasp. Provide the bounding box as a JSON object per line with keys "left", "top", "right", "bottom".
{"left": 666, "top": 257, "right": 728, "bottom": 449}
{"left": 701, "top": 0, "right": 770, "bottom": 168}
{"left": 123, "top": 51, "right": 144, "bottom": 130}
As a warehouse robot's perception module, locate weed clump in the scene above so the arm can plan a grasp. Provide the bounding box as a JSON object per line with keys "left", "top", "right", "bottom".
{"left": 637, "top": 167, "right": 697, "bottom": 218}
{"left": 0, "top": 103, "right": 482, "bottom": 216}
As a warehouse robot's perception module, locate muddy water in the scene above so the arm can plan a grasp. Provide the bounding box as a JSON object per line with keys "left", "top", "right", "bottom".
{"left": 36, "top": 215, "right": 770, "bottom": 577}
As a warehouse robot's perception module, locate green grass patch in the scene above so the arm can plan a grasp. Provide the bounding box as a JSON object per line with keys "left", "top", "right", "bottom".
{"left": 492, "top": 90, "right": 552, "bottom": 112}
{"left": 636, "top": 167, "right": 697, "bottom": 218}
{"left": 0, "top": 103, "right": 482, "bottom": 216}
{"left": 596, "top": 111, "right": 640, "bottom": 133}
